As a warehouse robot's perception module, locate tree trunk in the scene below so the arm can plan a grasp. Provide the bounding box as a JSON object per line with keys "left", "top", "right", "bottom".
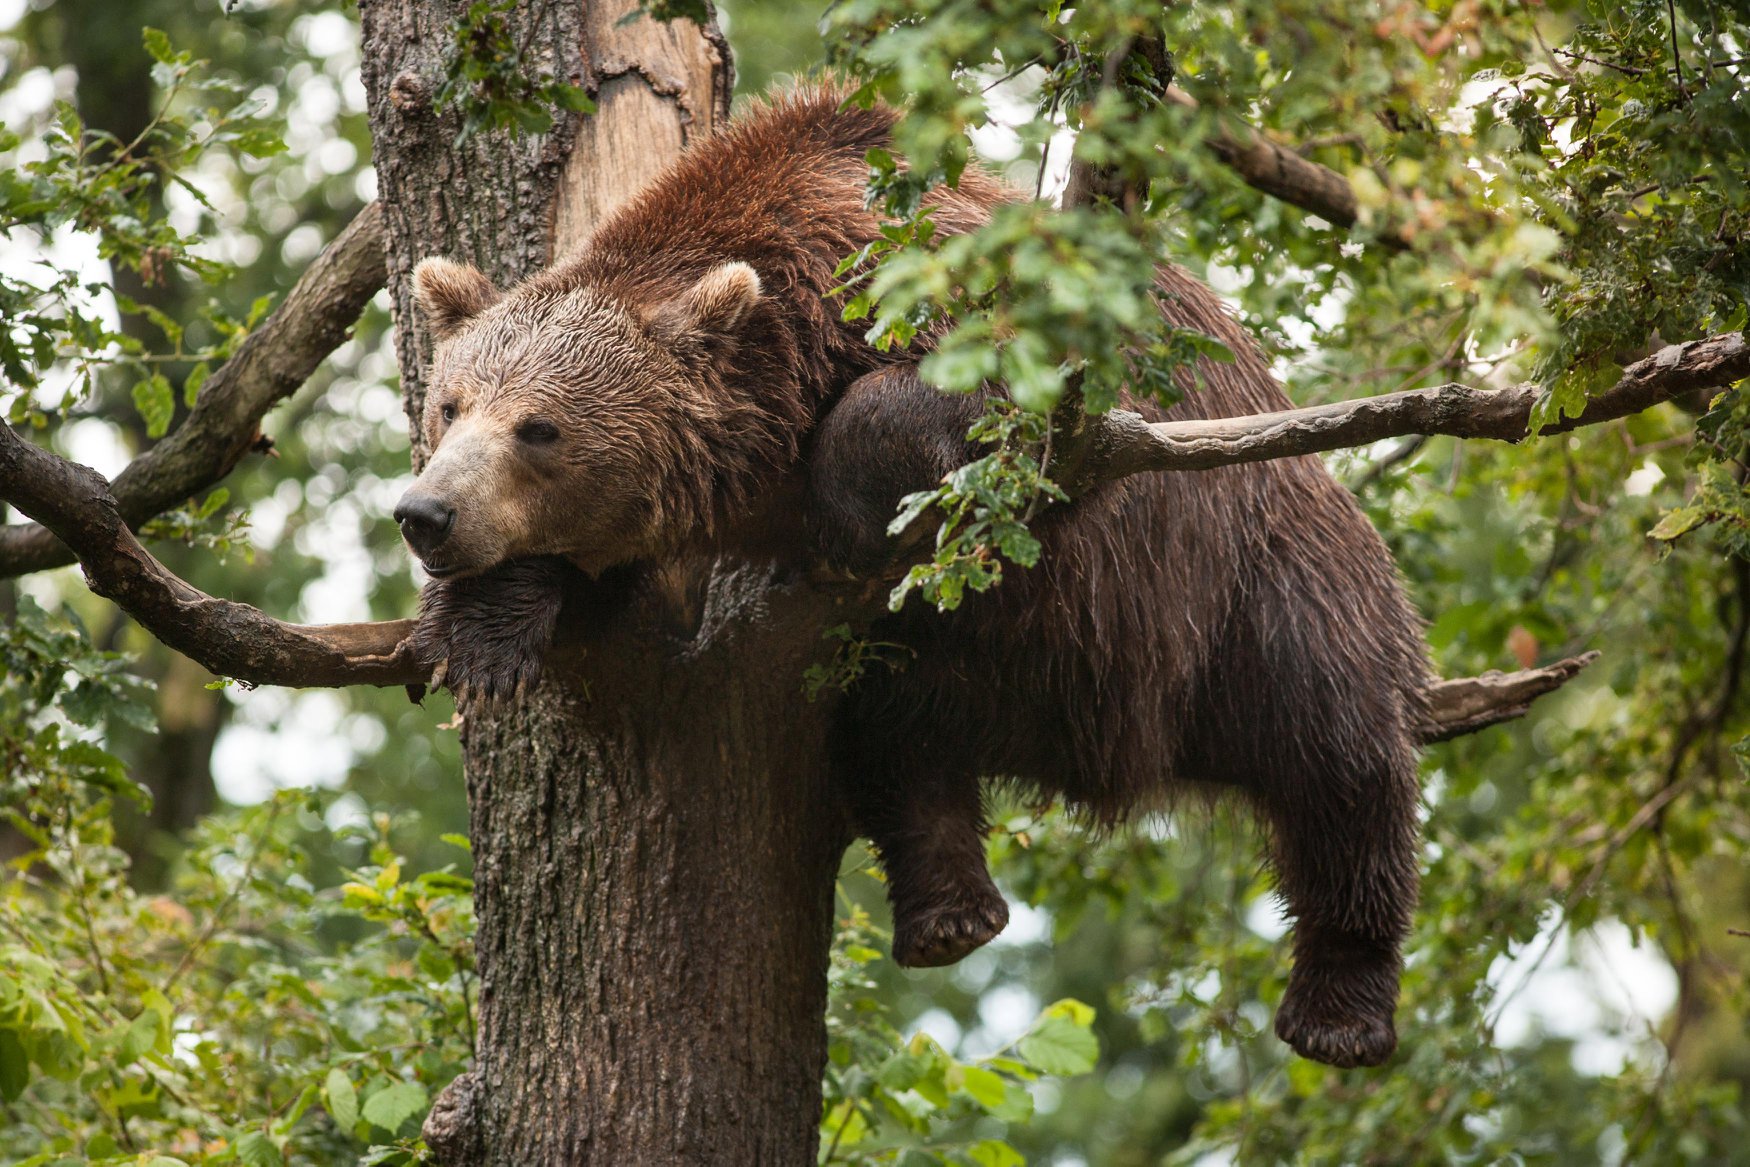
{"left": 358, "top": 3, "right": 847, "bottom": 1162}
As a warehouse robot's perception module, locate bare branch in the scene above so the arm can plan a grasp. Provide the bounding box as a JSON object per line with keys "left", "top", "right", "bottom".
{"left": 0, "top": 416, "right": 419, "bottom": 688}
{"left": 1419, "top": 652, "right": 1599, "bottom": 743}
{"left": 0, "top": 202, "right": 387, "bottom": 579}
{"left": 1075, "top": 330, "right": 1749, "bottom": 486}
{"left": 1162, "top": 85, "right": 1362, "bottom": 232}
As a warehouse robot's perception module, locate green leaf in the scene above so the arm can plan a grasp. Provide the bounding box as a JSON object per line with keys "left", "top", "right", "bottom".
{"left": 118, "top": 1008, "right": 161, "bottom": 1067}
{"left": 552, "top": 84, "right": 596, "bottom": 114}
{"left": 0, "top": 1029, "right": 28, "bottom": 1102}
{"left": 132, "top": 373, "right": 175, "bottom": 439}
{"left": 142, "top": 27, "right": 175, "bottom": 64}
{"left": 953, "top": 1063, "right": 1009, "bottom": 1111}
{"left": 1017, "top": 1000, "right": 1099, "bottom": 1076}
{"left": 968, "top": 1139, "right": 1025, "bottom": 1167}
{"left": 325, "top": 1067, "right": 359, "bottom": 1131}
{"left": 361, "top": 1080, "right": 429, "bottom": 1133}
{"left": 182, "top": 361, "right": 210, "bottom": 408}
{"left": 1649, "top": 506, "right": 1710, "bottom": 543}
{"left": 235, "top": 1130, "right": 283, "bottom": 1167}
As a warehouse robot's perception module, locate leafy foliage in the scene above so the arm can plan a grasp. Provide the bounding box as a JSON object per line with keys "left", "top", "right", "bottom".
{"left": 886, "top": 400, "right": 1066, "bottom": 612}
{"left": 0, "top": 28, "right": 285, "bottom": 431}
{"left": 819, "top": 897, "right": 1099, "bottom": 1164}
{"left": 1, "top": 601, "right": 473, "bottom": 1166}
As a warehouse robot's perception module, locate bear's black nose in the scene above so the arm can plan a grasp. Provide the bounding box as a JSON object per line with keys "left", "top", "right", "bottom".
{"left": 394, "top": 494, "right": 456, "bottom": 557}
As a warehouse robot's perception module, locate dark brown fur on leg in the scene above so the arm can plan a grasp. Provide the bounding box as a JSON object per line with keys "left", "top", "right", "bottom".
{"left": 835, "top": 729, "right": 1008, "bottom": 968}
{"left": 413, "top": 556, "right": 580, "bottom": 701}
{"left": 1196, "top": 558, "right": 1425, "bottom": 1069}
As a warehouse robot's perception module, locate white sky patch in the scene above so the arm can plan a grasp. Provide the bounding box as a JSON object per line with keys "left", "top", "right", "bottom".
{"left": 1487, "top": 914, "right": 1678, "bottom": 1077}
{"left": 60, "top": 417, "right": 132, "bottom": 480}
{"left": 1623, "top": 460, "right": 1666, "bottom": 497}
{"left": 960, "top": 982, "right": 1040, "bottom": 1059}
{"left": 904, "top": 1006, "right": 964, "bottom": 1053}
{"left": 1244, "top": 894, "right": 1290, "bottom": 942}
{"left": 990, "top": 898, "right": 1050, "bottom": 947}
{"left": 294, "top": 492, "right": 381, "bottom": 623}
{"left": 973, "top": 62, "right": 1073, "bottom": 199}
{"left": 212, "top": 689, "right": 357, "bottom": 803}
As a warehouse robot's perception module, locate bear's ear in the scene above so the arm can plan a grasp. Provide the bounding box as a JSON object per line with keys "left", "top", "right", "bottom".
{"left": 647, "top": 262, "right": 762, "bottom": 348}
{"left": 413, "top": 257, "right": 500, "bottom": 340}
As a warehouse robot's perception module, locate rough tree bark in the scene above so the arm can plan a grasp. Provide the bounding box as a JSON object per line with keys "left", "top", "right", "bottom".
{"left": 357, "top": 2, "right": 846, "bottom": 1162}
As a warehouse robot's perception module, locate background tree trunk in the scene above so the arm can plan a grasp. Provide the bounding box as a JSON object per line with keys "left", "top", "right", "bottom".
{"left": 359, "top": 2, "right": 848, "bottom": 1161}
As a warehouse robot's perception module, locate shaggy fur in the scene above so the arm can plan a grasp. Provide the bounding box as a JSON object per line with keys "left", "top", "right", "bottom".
{"left": 402, "top": 87, "right": 1430, "bottom": 1069}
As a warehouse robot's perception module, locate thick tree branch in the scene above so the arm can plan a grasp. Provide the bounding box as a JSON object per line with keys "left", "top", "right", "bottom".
{"left": 0, "top": 202, "right": 387, "bottom": 579}
{"left": 1162, "top": 85, "right": 1362, "bottom": 231}
{"left": 1074, "top": 330, "right": 1749, "bottom": 487}
{"left": 0, "top": 417, "right": 419, "bottom": 687}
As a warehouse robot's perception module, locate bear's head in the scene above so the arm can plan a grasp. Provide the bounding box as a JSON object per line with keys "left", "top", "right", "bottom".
{"left": 392, "top": 256, "right": 765, "bottom": 579}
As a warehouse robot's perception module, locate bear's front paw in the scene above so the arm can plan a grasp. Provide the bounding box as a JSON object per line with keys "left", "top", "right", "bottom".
{"left": 416, "top": 620, "right": 547, "bottom": 702}
{"left": 891, "top": 880, "right": 1010, "bottom": 969}
{"left": 412, "top": 557, "right": 574, "bottom": 703}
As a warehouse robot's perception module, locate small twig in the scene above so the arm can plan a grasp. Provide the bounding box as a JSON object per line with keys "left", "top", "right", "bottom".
{"left": 163, "top": 800, "right": 283, "bottom": 994}
{"left": 1349, "top": 433, "right": 1429, "bottom": 491}
{"left": 1667, "top": 0, "right": 1688, "bottom": 98}
{"left": 982, "top": 55, "right": 1042, "bottom": 93}
{"left": 1552, "top": 47, "right": 1645, "bottom": 77}
{"left": 515, "top": 0, "right": 560, "bottom": 62}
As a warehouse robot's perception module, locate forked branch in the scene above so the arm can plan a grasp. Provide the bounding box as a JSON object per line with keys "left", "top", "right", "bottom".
{"left": 0, "top": 202, "right": 387, "bottom": 580}
{"left": 0, "top": 415, "right": 417, "bottom": 687}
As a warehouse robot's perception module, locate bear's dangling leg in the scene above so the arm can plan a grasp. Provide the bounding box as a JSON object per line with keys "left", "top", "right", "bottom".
{"left": 1258, "top": 747, "right": 1421, "bottom": 1069}
{"left": 841, "top": 752, "right": 1009, "bottom": 968}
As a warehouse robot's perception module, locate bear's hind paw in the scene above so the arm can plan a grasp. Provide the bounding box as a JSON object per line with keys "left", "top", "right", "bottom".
{"left": 892, "top": 887, "right": 1009, "bottom": 969}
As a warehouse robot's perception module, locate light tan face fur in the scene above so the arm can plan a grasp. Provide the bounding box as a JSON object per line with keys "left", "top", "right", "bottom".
{"left": 397, "top": 257, "right": 761, "bottom": 578}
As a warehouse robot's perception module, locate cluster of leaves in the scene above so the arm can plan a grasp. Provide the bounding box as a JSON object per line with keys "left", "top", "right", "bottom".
{"left": 0, "top": 28, "right": 284, "bottom": 431}
{"left": 433, "top": 0, "right": 595, "bottom": 142}
{"left": 1, "top": 784, "right": 476, "bottom": 1165}
{"left": 825, "top": 0, "right": 1237, "bottom": 416}
{"left": 802, "top": 624, "right": 916, "bottom": 701}
{"left": 819, "top": 896, "right": 1099, "bottom": 1164}
{"left": 1519, "top": 3, "right": 1750, "bottom": 423}
{"left": 885, "top": 400, "right": 1066, "bottom": 612}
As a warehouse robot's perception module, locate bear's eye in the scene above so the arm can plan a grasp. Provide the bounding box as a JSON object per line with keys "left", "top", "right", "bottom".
{"left": 517, "top": 418, "right": 561, "bottom": 446}
{"left": 439, "top": 402, "right": 457, "bottom": 425}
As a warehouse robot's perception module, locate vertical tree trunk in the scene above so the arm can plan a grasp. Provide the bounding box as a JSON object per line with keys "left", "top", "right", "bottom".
{"left": 359, "top": 3, "right": 848, "bottom": 1162}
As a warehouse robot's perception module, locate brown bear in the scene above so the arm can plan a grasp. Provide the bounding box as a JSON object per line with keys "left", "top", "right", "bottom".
{"left": 396, "top": 86, "right": 1430, "bottom": 1070}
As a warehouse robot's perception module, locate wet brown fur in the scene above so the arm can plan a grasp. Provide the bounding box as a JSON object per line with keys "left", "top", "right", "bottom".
{"left": 406, "top": 86, "right": 1431, "bottom": 1069}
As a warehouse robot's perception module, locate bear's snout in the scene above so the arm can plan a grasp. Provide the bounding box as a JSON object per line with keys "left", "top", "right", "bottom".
{"left": 394, "top": 492, "right": 457, "bottom": 561}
